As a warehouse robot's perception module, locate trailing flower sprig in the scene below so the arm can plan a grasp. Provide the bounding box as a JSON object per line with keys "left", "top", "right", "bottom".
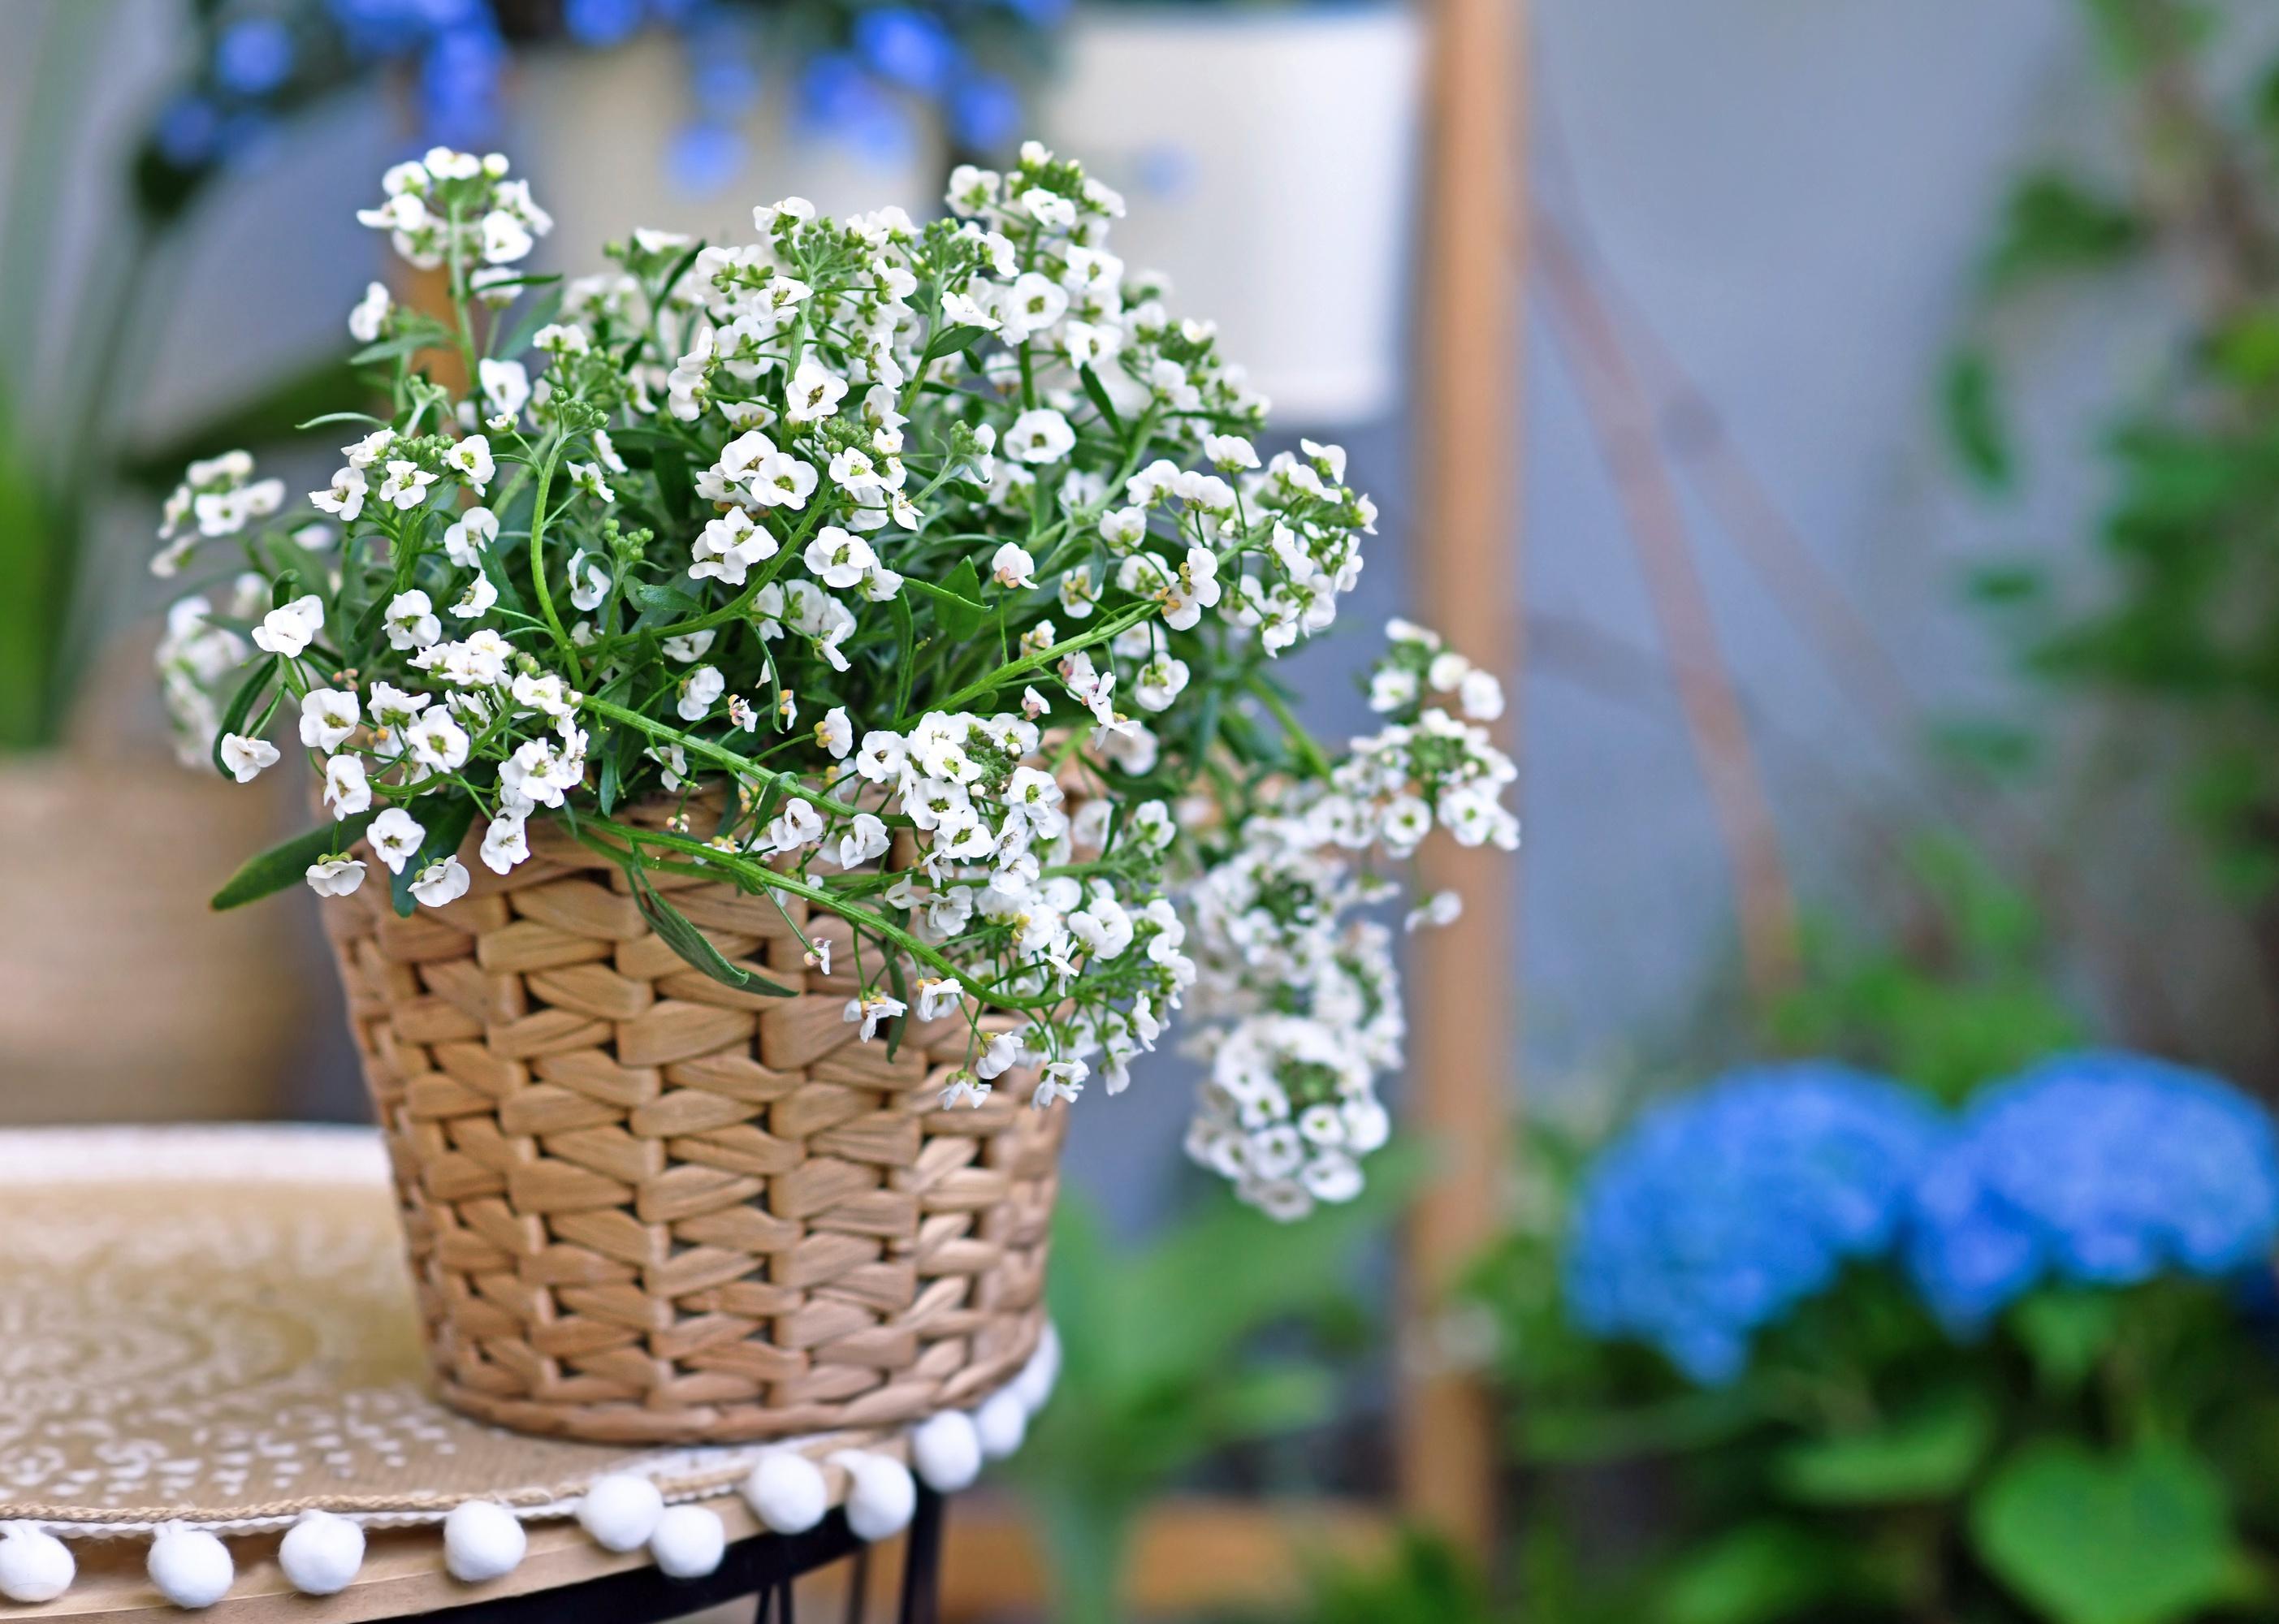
{"left": 155, "top": 140, "right": 1516, "bottom": 1220}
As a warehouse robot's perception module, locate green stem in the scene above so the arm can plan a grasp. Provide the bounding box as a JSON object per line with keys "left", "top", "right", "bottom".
{"left": 1247, "top": 674, "right": 1334, "bottom": 779}
{"left": 525, "top": 447, "right": 582, "bottom": 680}
{"left": 579, "top": 816, "right": 1060, "bottom": 1012}
{"left": 579, "top": 693, "right": 907, "bottom": 826}
{"left": 907, "top": 602, "right": 1157, "bottom": 725}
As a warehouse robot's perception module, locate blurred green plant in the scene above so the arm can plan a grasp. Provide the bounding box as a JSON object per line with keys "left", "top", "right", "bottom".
{"left": 1767, "top": 836, "right": 2082, "bottom": 1105}
{"left": 1466, "top": 1111, "right": 2279, "bottom": 1624}
{"left": 1941, "top": 0, "right": 2279, "bottom": 1004}
{"left": 1012, "top": 1153, "right": 1420, "bottom": 1624}
{"left": 1, "top": 0, "right": 366, "bottom": 752}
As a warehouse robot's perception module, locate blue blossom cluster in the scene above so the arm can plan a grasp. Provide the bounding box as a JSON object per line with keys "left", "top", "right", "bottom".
{"left": 1563, "top": 1065, "right": 1944, "bottom": 1384}
{"left": 1905, "top": 1052, "right": 2279, "bottom": 1328}
{"left": 146, "top": 0, "right": 1055, "bottom": 209}
{"left": 1563, "top": 1052, "right": 2279, "bottom": 1384}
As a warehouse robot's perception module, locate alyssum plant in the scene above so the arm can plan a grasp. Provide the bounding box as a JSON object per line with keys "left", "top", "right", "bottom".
{"left": 154, "top": 142, "right": 1515, "bottom": 1220}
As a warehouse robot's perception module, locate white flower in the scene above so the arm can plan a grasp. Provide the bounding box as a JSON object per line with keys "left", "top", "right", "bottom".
{"left": 1099, "top": 506, "right": 1146, "bottom": 550}
{"left": 322, "top": 754, "right": 371, "bottom": 818}
{"left": 376, "top": 459, "right": 437, "bottom": 512}
{"left": 369, "top": 806, "right": 427, "bottom": 875}
{"left": 568, "top": 551, "right": 610, "bottom": 612}
{"left": 443, "top": 505, "right": 499, "bottom": 567}
{"left": 1204, "top": 433, "right": 1259, "bottom": 470}
{"left": 939, "top": 1073, "right": 992, "bottom": 1109}
{"left": 510, "top": 671, "right": 575, "bottom": 718}
{"left": 1460, "top": 668, "right": 1505, "bottom": 721}
{"left": 1131, "top": 799, "right": 1176, "bottom": 849}
{"left": 835, "top": 812, "right": 890, "bottom": 868}
{"left": 479, "top": 357, "right": 530, "bottom": 420}
{"left": 252, "top": 594, "right": 326, "bottom": 658}
{"left": 815, "top": 706, "right": 853, "bottom": 758}
{"left": 784, "top": 358, "right": 847, "bottom": 424}
{"left": 1369, "top": 667, "right": 1419, "bottom": 713}
{"left": 446, "top": 435, "right": 495, "bottom": 491}
{"left": 410, "top": 854, "right": 472, "bottom": 908}
{"left": 690, "top": 508, "right": 777, "bottom": 585}
{"left": 843, "top": 991, "right": 907, "bottom": 1042}
{"left": 305, "top": 857, "right": 366, "bottom": 896}
{"left": 298, "top": 687, "right": 361, "bottom": 750}
{"left": 1032, "top": 1060, "right": 1086, "bottom": 1108}
{"left": 405, "top": 709, "right": 469, "bottom": 771}
{"left": 1405, "top": 891, "right": 1464, "bottom": 932}
{"left": 677, "top": 665, "right": 724, "bottom": 720}
{"left": 533, "top": 322, "right": 589, "bottom": 354}
{"left": 661, "top": 628, "right": 716, "bottom": 663}
{"left": 568, "top": 460, "right": 616, "bottom": 503}
{"left": 990, "top": 543, "right": 1036, "bottom": 590}
{"left": 975, "top": 1031, "right": 1022, "bottom": 1080}
{"left": 219, "top": 732, "right": 279, "bottom": 783}
{"left": 1005, "top": 408, "right": 1075, "bottom": 465}
{"left": 1428, "top": 650, "right": 1471, "bottom": 692}
{"left": 348, "top": 281, "right": 392, "bottom": 343}
{"left": 854, "top": 731, "right": 907, "bottom": 783}
{"left": 481, "top": 810, "right": 530, "bottom": 874}
{"left": 451, "top": 572, "right": 498, "bottom": 620}
{"left": 915, "top": 977, "right": 962, "bottom": 1021}
{"left": 384, "top": 590, "right": 440, "bottom": 650}
{"left": 803, "top": 527, "right": 876, "bottom": 590}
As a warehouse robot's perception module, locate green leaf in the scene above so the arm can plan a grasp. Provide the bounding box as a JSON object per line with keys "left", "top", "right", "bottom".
{"left": 1654, "top": 1522, "right": 1862, "bottom": 1624}
{"left": 1985, "top": 171, "right": 2145, "bottom": 291}
{"left": 492, "top": 286, "right": 565, "bottom": 363}
{"left": 622, "top": 862, "right": 794, "bottom": 996}
{"left": 388, "top": 795, "right": 480, "bottom": 918}
{"left": 882, "top": 939, "right": 911, "bottom": 1063}
{"left": 1942, "top": 348, "right": 2013, "bottom": 490}
{"left": 205, "top": 658, "right": 275, "bottom": 778}
{"left": 1076, "top": 365, "right": 1124, "bottom": 436}
{"left": 211, "top": 812, "right": 377, "bottom": 910}
{"left": 626, "top": 580, "right": 701, "bottom": 617}
{"left": 902, "top": 568, "right": 989, "bottom": 639}
{"left": 1970, "top": 1440, "right": 2253, "bottom": 1624}
{"left": 2007, "top": 1289, "right": 2119, "bottom": 1393}
{"left": 1772, "top": 1386, "right": 1994, "bottom": 1505}
{"left": 922, "top": 322, "right": 989, "bottom": 365}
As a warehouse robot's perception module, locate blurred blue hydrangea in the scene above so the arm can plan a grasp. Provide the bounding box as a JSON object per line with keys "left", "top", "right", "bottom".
{"left": 1905, "top": 1052, "right": 2279, "bottom": 1329}
{"left": 214, "top": 18, "right": 296, "bottom": 97}
{"left": 1564, "top": 1065, "right": 1943, "bottom": 1385}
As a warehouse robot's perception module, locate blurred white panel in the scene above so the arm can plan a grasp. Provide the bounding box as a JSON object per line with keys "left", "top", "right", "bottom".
{"left": 1039, "top": 4, "right": 1425, "bottom": 426}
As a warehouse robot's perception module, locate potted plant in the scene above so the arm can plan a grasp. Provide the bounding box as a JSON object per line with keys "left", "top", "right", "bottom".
{"left": 158, "top": 140, "right": 1514, "bottom": 1441}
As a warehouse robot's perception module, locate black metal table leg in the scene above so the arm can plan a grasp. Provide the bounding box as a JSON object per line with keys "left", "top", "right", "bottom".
{"left": 897, "top": 1487, "right": 945, "bottom": 1624}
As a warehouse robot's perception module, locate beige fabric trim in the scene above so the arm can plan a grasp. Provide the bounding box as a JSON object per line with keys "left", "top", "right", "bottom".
{"left": 0, "top": 1127, "right": 987, "bottom": 1538}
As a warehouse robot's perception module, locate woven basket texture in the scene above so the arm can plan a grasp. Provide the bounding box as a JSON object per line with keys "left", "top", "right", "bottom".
{"left": 322, "top": 798, "right": 1062, "bottom": 1445}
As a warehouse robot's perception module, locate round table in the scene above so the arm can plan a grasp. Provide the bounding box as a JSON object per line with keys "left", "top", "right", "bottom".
{"left": 0, "top": 1128, "right": 986, "bottom": 1621}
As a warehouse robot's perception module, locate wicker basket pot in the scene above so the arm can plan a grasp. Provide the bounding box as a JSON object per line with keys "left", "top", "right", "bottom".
{"left": 322, "top": 800, "right": 1062, "bottom": 1445}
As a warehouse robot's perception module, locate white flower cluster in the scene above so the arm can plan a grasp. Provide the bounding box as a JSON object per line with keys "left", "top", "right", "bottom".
{"left": 152, "top": 143, "right": 1516, "bottom": 1221}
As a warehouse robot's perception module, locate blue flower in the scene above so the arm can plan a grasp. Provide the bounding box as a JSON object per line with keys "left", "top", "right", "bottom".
{"left": 1905, "top": 1052, "right": 2279, "bottom": 1328}
{"left": 794, "top": 54, "right": 915, "bottom": 166}
{"left": 564, "top": 0, "right": 647, "bottom": 48}
{"left": 947, "top": 72, "right": 1020, "bottom": 153}
{"left": 853, "top": 8, "right": 959, "bottom": 96}
{"left": 666, "top": 120, "right": 746, "bottom": 197}
{"left": 154, "top": 95, "right": 224, "bottom": 167}
{"left": 417, "top": 24, "right": 506, "bottom": 146}
{"left": 214, "top": 18, "right": 296, "bottom": 97}
{"left": 1564, "top": 1065, "right": 1942, "bottom": 1385}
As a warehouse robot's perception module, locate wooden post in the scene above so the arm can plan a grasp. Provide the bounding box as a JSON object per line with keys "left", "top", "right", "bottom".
{"left": 1399, "top": 0, "right": 1526, "bottom": 1562}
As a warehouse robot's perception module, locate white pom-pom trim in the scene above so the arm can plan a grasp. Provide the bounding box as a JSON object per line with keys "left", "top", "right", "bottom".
{"left": 909, "top": 1410, "right": 983, "bottom": 1492}
{"left": 577, "top": 1473, "right": 665, "bottom": 1553}
{"left": 443, "top": 1501, "right": 526, "bottom": 1583}
{"left": 831, "top": 1451, "right": 916, "bottom": 1543}
{"left": 742, "top": 1451, "right": 828, "bottom": 1535}
{"left": 975, "top": 1388, "right": 1027, "bottom": 1460}
{"left": 148, "top": 1525, "right": 234, "bottom": 1609}
{"left": 0, "top": 1524, "right": 74, "bottom": 1604}
{"left": 279, "top": 1510, "right": 365, "bottom": 1596}
{"left": 649, "top": 1505, "right": 726, "bottom": 1579}
{"left": 1012, "top": 1324, "right": 1062, "bottom": 1415}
